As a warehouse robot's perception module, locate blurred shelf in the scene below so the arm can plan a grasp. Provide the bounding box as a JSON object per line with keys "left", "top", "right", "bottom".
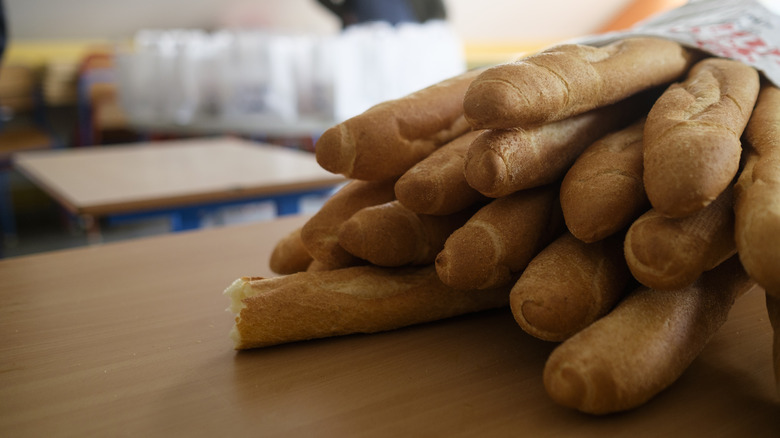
{"left": 463, "top": 40, "right": 557, "bottom": 68}
{"left": 127, "top": 114, "right": 336, "bottom": 138}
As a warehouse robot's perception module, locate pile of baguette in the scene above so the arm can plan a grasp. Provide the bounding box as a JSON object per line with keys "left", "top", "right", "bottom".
{"left": 224, "top": 37, "right": 780, "bottom": 415}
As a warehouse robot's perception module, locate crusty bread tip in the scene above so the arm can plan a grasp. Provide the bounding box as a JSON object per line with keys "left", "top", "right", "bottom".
{"left": 436, "top": 184, "right": 563, "bottom": 290}
{"left": 624, "top": 186, "right": 736, "bottom": 291}
{"left": 301, "top": 179, "right": 396, "bottom": 268}
{"left": 510, "top": 232, "right": 630, "bottom": 342}
{"left": 734, "top": 84, "right": 780, "bottom": 296}
{"left": 463, "top": 37, "right": 694, "bottom": 129}
{"left": 315, "top": 68, "right": 484, "bottom": 181}
{"left": 395, "top": 129, "right": 487, "bottom": 215}
{"left": 337, "top": 200, "right": 474, "bottom": 267}
{"left": 643, "top": 57, "right": 760, "bottom": 217}
{"left": 560, "top": 118, "right": 648, "bottom": 243}
{"left": 543, "top": 256, "right": 754, "bottom": 414}
{"left": 269, "top": 227, "right": 314, "bottom": 275}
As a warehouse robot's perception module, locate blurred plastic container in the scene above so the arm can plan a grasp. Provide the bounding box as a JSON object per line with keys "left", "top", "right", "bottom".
{"left": 116, "top": 21, "right": 466, "bottom": 134}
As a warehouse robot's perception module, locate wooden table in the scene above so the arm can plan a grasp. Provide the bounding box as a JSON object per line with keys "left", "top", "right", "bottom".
{"left": 1, "top": 215, "right": 777, "bottom": 436}
{"left": 11, "top": 137, "right": 345, "bottom": 234}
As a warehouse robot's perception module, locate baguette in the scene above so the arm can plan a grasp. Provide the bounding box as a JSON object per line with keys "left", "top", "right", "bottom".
{"left": 395, "top": 130, "right": 488, "bottom": 215}
{"left": 543, "top": 255, "right": 754, "bottom": 414}
{"left": 269, "top": 227, "right": 313, "bottom": 275}
{"left": 306, "top": 259, "right": 334, "bottom": 272}
{"left": 435, "top": 184, "right": 562, "bottom": 290}
{"left": 560, "top": 118, "right": 648, "bottom": 243}
{"left": 464, "top": 94, "right": 650, "bottom": 198}
{"left": 624, "top": 186, "right": 735, "bottom": 291}
{"left": 315, "top": 68, "right": 483, "bottom": 181}
{"left": 301, "top": 179, "right": 396, "bottom": 268}
{"left": 643, "top": 58, "right": 760, "bottom": 217}
{"left": 225, "top": 264, "right": 510, "bottom": 350}
{"left": 734, "top": 84, "right": 780, "bottom": 296}
{"left": 337, "top": 201, "right": 474, "bottom": 267}
{"left": 509, "top": 232, "right": 630, "bottom": 342}
{"left": 463, "top": 37, "right": 694, "bottom": 129}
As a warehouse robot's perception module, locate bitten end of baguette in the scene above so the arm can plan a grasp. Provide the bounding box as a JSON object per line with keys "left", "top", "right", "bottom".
{"left": 225, "top": 276, "right": 258, "bottom": 314}
{"left": 224, "top": 277, "right": 261, "bottom": 349}
{"left": 315, "top": 124, "right": 356, "bottom": 177}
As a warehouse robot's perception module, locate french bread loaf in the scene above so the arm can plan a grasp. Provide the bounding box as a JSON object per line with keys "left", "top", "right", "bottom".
{"left": 734, "top": 84, "right": 780, "bottom": 296}
{"left": 269, "top": 227, "right": 313, "bottom": 275}
{"left": 560, "top": 118, "right": 648, "bottom": 243}
{"left": 463, "top": 37, "right": 694, "bottom": 129}
{"left": 624, "top": 186, "right": 735, "bottom": 291}
{"left": 543, "top": 255, "right": 754, "bottom": 414}
{"left": 395, "top": 130, "right": 488, "bottom": 215}
{"left": 464, "top": 94, "right": 650, "bottom": 198}
{"left": 509, "top": 232, "right": 630, "bottom": 342}
{"left": 225, "top": 264, "right": 510, "bottom": 350}
{"left": 337, "top": 201, "right": 475, "bottom": 267}
{"left": 315, "top": 68, "right": 484, "bottom": 181}
{"left": 643, "top": 58, "right": 760, "bottom": 217}
{"left": 435, "top": 184, "right": 563, "bottom": 290}
{"left": 306, "top": 259, "right": 334, "bottom": 272}
{"left": 301, "top": 179, "right": 396, "bottom": 268}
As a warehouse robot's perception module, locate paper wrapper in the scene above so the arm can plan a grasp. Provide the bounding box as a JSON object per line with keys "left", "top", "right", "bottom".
{"left": 571, "top": 0, "right": 780, "bottom": 86}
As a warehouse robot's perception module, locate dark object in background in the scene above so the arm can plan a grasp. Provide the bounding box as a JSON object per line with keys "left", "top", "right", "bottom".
{"left": 317, "top": 0, "right": 447, "bottom": 28}
{"left": 0, "top": 0, "right": 6, "bottom": 61}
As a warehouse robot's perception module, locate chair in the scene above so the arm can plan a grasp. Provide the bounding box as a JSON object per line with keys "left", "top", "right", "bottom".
{"left": 0, "top": 64, "right": 59, "bottom": 255}
{"left": 76, "top": 51, "right": 137, "bottom": 146}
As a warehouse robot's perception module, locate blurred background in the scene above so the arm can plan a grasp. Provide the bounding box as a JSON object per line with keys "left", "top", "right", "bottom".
{"left": 0, "top": 0, "right": 684, "bottom": 257}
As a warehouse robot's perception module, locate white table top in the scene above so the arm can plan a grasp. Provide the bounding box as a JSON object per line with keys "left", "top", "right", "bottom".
{"left": 12, "top": 137, "right": 345, "bottom": 216}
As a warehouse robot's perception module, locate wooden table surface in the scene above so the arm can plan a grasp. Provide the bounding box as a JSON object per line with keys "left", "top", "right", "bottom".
{"left": 1, "top": 215, "right": 778, "bottom": 437}
{"left": 12, "top": 137, "right": 344, "bottom": 216}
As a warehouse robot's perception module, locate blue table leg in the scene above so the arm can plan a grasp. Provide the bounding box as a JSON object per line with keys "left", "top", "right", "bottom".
{"left": 169, "top": 209, "right": 201, "bottom": 231}
{"left": 274, "top": 195, "right": 300, "bottom": 216}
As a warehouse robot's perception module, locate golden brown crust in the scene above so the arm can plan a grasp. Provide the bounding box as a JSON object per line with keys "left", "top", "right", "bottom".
{"left": 543, "top": 256, "right": 753, "bottom": 415}
{"left": 560, "top": 118, "right": 648, "bottom": 243}
{"left": 624, "top": 186, "right": 735, "bottom": 291}
{"left": 463, "top": 37, "right": 694, "bottom": 129}
{"left": 226, "top": 265, "right": 510, "bottom": 349}
{"left": 509, "top": 232, "right": 630, "bottom": 342}
{"left": 305, "top": 258, "right": 337, "bottom": 272}
{"left": 269, "top": 227, "right": 313, "bottom": 275}
{"left": 435, "top": 185, "right": 563, "bottom": 290}
{"left": 337, "top": 201, "right": 474, "bottom": 267}
{"left": 315, "top": 69, "right": 484, "bottom": 181}
{"left": 395, "top": 130, "right": 487, "bottom": 215}
{"left": 734, "top": 85, "right": 780, "bottom": 296}
{"left": 301, "top": 179, "right": 396, "bottom": 268}
{"left": 643, "top": 58, "right": 760, "bottom": 218}
{"left": 464, "top": 95, "right": 649, "bottom": 198}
